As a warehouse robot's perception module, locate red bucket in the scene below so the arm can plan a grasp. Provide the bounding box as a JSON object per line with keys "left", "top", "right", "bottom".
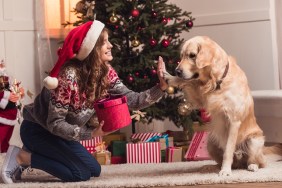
{"left": 94, "top": 95, "right": 132, "bottom": 132}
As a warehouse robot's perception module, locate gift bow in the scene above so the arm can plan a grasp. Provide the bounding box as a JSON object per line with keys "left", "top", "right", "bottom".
{"left": 145, "top": 134, "right": 169, "bottom": 147}
{"left": 130, "top": 110, "right": 146, "bottom": 121}
{"left": 94, "top": 141, "right": 106, "bottom": 153}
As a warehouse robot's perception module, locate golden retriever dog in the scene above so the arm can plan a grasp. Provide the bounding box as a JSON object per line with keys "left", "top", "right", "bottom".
{"left": 162, "top": 36, "right": 282, "bottom": 176}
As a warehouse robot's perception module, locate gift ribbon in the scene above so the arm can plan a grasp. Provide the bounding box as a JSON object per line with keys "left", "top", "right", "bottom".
{"left": 167, "top": 147, "right": 175, "bottom": 162}
{"left": 130, "top": 110, "right": 146, "bottom": 121}
{"left": 145, "top": 134, "right": 169, "bottom": 147}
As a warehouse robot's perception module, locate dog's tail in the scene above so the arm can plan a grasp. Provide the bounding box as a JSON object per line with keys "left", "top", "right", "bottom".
{"left": 263, "top": 144, "right": 282, "bottom": 162}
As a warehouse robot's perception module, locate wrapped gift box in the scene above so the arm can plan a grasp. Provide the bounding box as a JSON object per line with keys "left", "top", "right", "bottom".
{"left": 126, "top": 142, "right": 161, "bottom": 163}
{"left": 94, "top": 96, "right": 132, "bottom": 132}
{"left": 110, "top": 140, "right": 127, "bottom": 157}
{"left": 103, "top": 133, "right": 126, "bottom": 146}
{"left": 159, "top": 137, "right": 174, "bottom": 150}
{"left": 179, "top": 145, "right": 189, "bottom": 161}
{"left": 145, "top": 134, "right": 173, "bottom": 150}
{"left": 111, "top": 156, "right": 126, "bottom": 164}
{"left": 185, "top": 131, "right": 211, "bottom": 161}
{"left": 166, "top": 147, "right": 182, "bottom": 162}
{"left": 161, "top": 149, "right": 166, "bottom": 162}
{"left": 93, "top": 151, "right": 111, "bottom": 165}
{"left": 130, "top": 132, "right": 162, "bottom": 142}
{"left": 80, "top": 136, "right": 102, "bottom": 153}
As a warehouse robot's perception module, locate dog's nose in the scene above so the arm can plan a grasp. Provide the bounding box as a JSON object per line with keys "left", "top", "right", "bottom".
{"left": 175, "top": 68, "right": 183, "bottom": 77}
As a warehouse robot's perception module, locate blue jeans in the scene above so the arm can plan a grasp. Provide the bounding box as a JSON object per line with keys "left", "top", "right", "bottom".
{"left": 20, "top": 120, "right": 101, "bottom": 182}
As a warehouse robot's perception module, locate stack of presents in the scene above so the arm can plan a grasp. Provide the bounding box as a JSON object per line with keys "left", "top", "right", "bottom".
{"left": 80, "top": 130, "right": 211, "bottom": 165}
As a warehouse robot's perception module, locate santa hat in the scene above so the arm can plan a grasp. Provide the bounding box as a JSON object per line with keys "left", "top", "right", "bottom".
{"left": 43, "top": 20, "right": 105, "bottom": 89}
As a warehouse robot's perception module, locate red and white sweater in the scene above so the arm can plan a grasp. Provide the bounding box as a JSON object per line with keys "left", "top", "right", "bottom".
{"left": 23, "top": 65, "right": 164, "bottom": 141}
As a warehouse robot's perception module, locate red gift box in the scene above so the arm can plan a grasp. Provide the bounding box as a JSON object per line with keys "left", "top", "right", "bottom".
{"left": 166, "top": 147, "right": 182, "bottom": 162}
{"left": 130, "top": 132, "right": 162, "bottom": 142}
{"left": 185, "top": 131, "right": 211, "bottom": 161}
{"left": 94, "top": 96, "right": 132, "bottom": 132}
{"left": 111, "top": 156, "right": 126, "bottom": 164}
{"left": 126, "top": 142, "right": 161, "bottom": 163}
{"left": 80, "top": 136, "right": 102, "bottom": 153}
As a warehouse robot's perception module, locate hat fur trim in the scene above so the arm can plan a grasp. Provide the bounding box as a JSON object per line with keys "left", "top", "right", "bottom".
{"left": 76, "top": 21, "right": 105, "bottom": 60}
{"left": 43, "top": 76, "right": 58, "bottom": 90}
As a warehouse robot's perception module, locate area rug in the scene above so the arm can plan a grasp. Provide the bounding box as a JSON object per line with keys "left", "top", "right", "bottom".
{"left": 1, "top": 153, "right": 282, "bottom": 188}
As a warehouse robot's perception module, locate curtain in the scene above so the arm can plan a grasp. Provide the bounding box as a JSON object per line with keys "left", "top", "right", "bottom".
{"left": 276, "top": 0, "right": 282, "bottom": 89}
{"left": 35, "top": 0, "right": 54, "bottom": 90}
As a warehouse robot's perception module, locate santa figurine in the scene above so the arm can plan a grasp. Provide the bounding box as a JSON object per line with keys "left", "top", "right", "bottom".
{"left": 0, "top": 60, "right": 24, "bottom": 153}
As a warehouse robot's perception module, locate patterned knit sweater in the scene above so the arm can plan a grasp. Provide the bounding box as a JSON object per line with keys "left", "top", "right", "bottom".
{"left": 23, "top": 66, "right": 164, "bottom": 141}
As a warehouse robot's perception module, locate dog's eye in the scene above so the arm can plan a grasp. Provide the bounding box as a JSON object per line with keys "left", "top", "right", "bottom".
{"left": 189, "top": 53, "right": 197, "bottom": 59}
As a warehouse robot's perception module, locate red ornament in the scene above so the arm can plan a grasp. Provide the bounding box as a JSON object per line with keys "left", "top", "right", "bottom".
{"left": 131, "top": 9, "right": 140, "bottom": 17}
{"left": 143, "top": 74, "right": 148, "bottom": 79}
{"left": 149, "top": 38, "right": 157, "bottom": 47}
{"left": 127, "top": 75, "right": 134, "bottom": 83}
{"left": 151, "top": 69, "right": 157, "bottom": 76}
{"left": 151, "top": 10, "right": 157, "bottom": 18}
{"left": 186, "top": 20, "right": 193, "bottom": 28}
{"left": 134, "top": 71, "right": 140, "bottom": 77}
{"left": 200, "top": 108, "right": 211, "bottom": 123}
{"left": 161, "top": 17, "right": 168, "bottom": 25}
{"left": 161, "top": 39, "right": 170, "bottom": 48}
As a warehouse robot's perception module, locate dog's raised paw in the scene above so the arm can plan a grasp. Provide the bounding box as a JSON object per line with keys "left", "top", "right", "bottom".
{"left": 163, "top": 71, "right": 171, "bottom": 82}
{"left": 248, "top": 164, "right": 259, "bottom": 172}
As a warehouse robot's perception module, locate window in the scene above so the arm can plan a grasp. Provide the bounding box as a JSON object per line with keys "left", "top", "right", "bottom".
{"left": 44, "top": 0, "right": 78, "bottom": 38}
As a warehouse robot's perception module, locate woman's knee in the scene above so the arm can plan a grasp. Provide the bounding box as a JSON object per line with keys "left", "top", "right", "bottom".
{"left": 71, "top": 168, "right": 92, "bottom": 182}
{"left": 91, "top": 163, "right": 101, "bottom": 177}
{"left": 72, "top": 162, "right": 101, "bottom": 181}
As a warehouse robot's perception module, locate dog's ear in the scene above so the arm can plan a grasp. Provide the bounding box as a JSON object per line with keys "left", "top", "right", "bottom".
{"left": 195, "top": 44, "right": 213, "bottom": 69}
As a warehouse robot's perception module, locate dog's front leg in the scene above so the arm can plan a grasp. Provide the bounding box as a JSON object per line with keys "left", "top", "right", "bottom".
{"left": 220, "top": 121, "right": 240, "bottom": 176}
{"left": 163, "top": 71, "right": 186, "bottom": 88}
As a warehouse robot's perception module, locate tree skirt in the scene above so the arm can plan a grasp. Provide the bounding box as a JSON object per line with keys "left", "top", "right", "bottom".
{"left": 1, "top": 154, "right": 282, "bottom": 188}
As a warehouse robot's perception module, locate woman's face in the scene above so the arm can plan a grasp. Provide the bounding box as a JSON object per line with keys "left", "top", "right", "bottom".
{"left": 99, "top": 32, "right": 113, "bottom": 62}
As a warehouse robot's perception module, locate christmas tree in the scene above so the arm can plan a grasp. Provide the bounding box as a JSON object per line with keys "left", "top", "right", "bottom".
{"left": 64, "top": 0, "right": 201, "bottom": 132}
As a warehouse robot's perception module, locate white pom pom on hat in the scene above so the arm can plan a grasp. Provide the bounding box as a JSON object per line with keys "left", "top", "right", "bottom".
{"left": 43, "top": 20, "right": 105, "bottom": 89}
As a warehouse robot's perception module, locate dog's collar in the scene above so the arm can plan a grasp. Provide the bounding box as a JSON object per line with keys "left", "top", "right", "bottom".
{"left": 215, "top": 61, "right": 229, "bottom": 90}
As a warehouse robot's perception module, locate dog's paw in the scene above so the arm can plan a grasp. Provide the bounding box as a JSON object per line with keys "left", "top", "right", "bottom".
{"left": 247, "top": 164, "right": 259, "bottom": 172}
{"left": 163, "top": 71, "right": 178, "bottom": 86}
{"left": 219, "top": 168, "right": 232, "bottom": 176}
{"left": 163, "top": 71, "right": 173, "bottom": 82}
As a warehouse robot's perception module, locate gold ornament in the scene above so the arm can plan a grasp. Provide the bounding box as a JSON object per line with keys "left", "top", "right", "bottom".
{"left": 166, "top": 86, "right": 175, "bottom": 94}
{"left": 131, "top": 38, "right": 140, "bottom": 47}
{"left": 181, "top": 98, "right": 187, "bottom": 103}
{"left": 177, "top": 102, "right": 193, "bottom": 116}
{"left": 109, "top": 13, "right": 118, "bottom": 24}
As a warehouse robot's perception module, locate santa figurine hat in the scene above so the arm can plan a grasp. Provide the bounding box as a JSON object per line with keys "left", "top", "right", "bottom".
{"left": 43, "top": 20, "right": 105, "bottom": 89}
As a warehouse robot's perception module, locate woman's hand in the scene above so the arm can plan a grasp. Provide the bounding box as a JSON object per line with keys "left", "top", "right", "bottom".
{"left": 157, "top": 56, "right": 168, "bottom": 91}
{"left": 91, "top": 120, "right": 115, "bottom": 137}
{"left": 9, "top": 92, "right": 20, "bottom": 103}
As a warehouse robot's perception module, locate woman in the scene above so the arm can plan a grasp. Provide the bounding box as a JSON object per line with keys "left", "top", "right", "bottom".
{"left": 1, "top": 20, "right": 168, "bottom": 183}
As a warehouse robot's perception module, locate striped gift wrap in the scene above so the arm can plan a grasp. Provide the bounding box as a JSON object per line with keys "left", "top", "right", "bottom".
{"left": 80, "top": 136, "right": 103, "bottom": 153}
{"left": 126, "top": 142, "right": 161, "bottom": 163}
{"left": 130, "top": 132, "right": 162, "bottom": 142}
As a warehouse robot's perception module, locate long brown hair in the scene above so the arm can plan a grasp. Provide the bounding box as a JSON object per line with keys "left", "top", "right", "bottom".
{"left": 78, "top": 28, "right": 110, "bottom": 105}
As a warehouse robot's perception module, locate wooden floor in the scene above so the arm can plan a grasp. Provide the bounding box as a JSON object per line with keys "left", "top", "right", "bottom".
{"left": 157, "top": 182, "right": 282, "bottom": 188}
